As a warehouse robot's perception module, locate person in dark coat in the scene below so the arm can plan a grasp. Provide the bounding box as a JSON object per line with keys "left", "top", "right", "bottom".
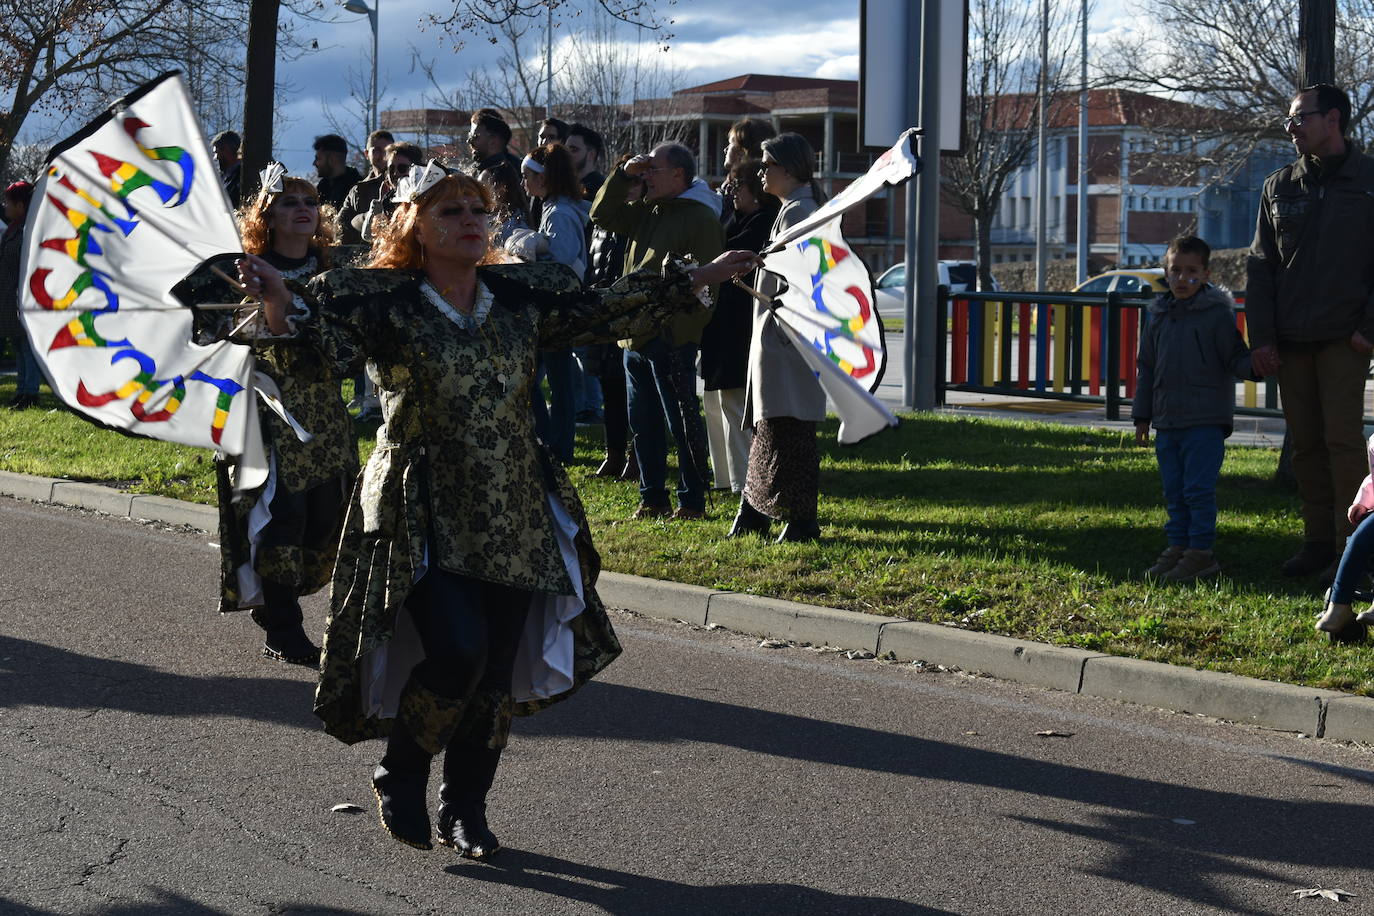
{"left": 0, "top": 181, "right": 39, "bottom": 409}
{"left": 701, "top": 159, "right": 778, "bottom": 493}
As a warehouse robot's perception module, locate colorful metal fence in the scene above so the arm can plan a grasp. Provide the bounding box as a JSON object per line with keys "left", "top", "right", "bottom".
{"left": 939, "top": 289, "right": 1281, "bottom": 420}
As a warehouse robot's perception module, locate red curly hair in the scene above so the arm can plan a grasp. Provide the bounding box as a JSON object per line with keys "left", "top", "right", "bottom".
{"left": 238, "top": 176, "right": 337, "bottom": 264}
{"left": 367, "top": 172, "right": 501, "bottom": 270}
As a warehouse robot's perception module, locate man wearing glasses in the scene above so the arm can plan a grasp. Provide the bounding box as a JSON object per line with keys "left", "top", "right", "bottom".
{"left": 1248, "top": 83, "right": 1374, "bottom": 582}
{"left": 590, "top": 142, "right": 725, "bottom": 520}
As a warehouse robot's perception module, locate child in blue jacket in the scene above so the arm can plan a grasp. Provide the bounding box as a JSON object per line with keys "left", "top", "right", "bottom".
{"left": 1132, "top": 235, "right": 1257, "bottom": 582}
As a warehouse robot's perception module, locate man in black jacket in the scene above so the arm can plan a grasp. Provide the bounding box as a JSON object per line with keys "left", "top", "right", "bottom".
{"left": 313, "top": 134, "right": 362, "bottom": 211}
{"left": 338, "top": 129, "right": 394, "bottom": 245}
{"left": 1247, "top": 83, "right": 1374, "bottom": 581}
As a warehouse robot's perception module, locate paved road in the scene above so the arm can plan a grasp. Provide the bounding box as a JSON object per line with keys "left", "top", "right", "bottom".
{"left": 3, "top": 497, "right": 1373, "bottom": 915}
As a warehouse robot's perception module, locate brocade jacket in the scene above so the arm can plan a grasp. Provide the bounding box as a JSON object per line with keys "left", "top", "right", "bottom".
{"left": 302, "top": 259, "right": 702, "bottom": 596}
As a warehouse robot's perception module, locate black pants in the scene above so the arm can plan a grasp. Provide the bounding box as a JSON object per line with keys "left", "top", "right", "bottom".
{"left": 404, "top": 569, "right": 532, "bottom": 702}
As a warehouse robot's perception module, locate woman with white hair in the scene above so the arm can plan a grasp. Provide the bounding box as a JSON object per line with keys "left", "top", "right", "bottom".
{"left": 731, "top": 133, "right": 829, "bottom": 543}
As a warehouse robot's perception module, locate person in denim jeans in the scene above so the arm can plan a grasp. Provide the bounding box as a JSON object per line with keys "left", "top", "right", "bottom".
{"left": 1133, "top": 235, "right": 1257, "bottom": 582}
{"left": 624, "top": 336, "right": 709, "bottom": 515}
{"left": 1316, "top": 433, "right": 1374, "bottom": 634}
{"left": 589, "top": 141, "right": 724, "bottom": 519}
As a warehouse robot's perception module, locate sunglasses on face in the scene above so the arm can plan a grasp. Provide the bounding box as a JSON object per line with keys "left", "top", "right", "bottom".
{"left": 1283, "top": 109, "right": 1326, "bottom": 130}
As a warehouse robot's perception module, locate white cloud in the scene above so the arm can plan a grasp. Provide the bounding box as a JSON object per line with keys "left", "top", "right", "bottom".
{"left": 660, "top": 18, "right": 860, "bottom": 85}
{"left": 816, "top": 54, "right": 860, "bottom": 80}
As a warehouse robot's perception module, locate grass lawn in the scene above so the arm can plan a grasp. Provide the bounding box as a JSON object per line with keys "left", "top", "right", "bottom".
{"left": 2, "top": 376, "right": 1370, "bottom": 695}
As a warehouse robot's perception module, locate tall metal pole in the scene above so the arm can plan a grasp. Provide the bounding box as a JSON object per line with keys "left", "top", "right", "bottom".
{"left": 902, "top": 3, "right": 920, "bottom": 410}
{"left": 545, "top": 3, "right": 554, "bottom": 117}
{"left": 1034, "top": 0, "right": 1048, "bottom": 291}
{"left": 1077, "top": 0, "right": 1088, "bottom": 284}
{"left": 906, "top": 0, "right": 941, "bottom": 411}
{"left": 369, "top": 1, "right": 379, "bottom": 133}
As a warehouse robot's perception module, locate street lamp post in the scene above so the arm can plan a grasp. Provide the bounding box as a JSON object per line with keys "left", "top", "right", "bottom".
{"left": 342, "top": 0, "right": 379, "bottom": 133}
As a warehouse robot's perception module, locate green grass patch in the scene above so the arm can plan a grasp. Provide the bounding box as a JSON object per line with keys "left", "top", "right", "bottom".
{"left": 2, "top": 375, "right": 1368, "bottom": 694}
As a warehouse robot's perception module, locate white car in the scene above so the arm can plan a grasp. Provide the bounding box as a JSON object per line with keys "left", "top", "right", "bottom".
{"left": 873, "top": 261, "right": 995, "bottom": 315}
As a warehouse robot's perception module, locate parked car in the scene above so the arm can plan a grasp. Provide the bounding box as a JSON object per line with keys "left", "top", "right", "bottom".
{"left": 873, "top": 260, "right": 997, "bottom": 314}
{"left": 1071, "top": 268, "right": 1167, "bottom": 295}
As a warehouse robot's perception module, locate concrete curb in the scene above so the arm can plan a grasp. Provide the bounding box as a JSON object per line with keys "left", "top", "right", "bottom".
{"left": 6, "top": 473, "right": 1374, "bottom": 743}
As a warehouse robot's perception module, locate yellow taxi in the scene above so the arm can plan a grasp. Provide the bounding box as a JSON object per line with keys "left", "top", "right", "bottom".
{"left": 1072, "top": 268, "right": 1168, "bottom": 295}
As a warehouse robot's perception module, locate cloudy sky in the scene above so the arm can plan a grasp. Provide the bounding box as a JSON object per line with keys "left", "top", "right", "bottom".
{"left": 249, "top": 0, "right": 1146, "bottom": 172}
{"left": 21, "top": 0, "right": 1142, "bottom": 175}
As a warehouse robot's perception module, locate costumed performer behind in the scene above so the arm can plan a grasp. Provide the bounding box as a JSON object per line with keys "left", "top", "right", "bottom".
{"left": 238, "top": 163, "right": 760, "bottom": 856}
{"left": 178, "top": 165, "right": 357, "bottom": 667}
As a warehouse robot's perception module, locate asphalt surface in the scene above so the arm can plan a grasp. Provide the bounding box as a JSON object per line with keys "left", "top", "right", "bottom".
{"left": 3, "top": 496, "right": 1374, "bottom": 916}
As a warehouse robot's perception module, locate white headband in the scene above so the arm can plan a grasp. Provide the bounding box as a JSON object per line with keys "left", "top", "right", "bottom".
{"left": 392, "top": 160, "right": 449, "bottom": 203}
{"left": 258, "top": 161, "right": 287, "bottom": 195}
{"left": 521, "top": 155, "right": 545, "bottom": 174}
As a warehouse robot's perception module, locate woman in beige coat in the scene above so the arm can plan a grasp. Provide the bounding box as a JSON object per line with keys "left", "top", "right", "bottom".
{"left": 731, "top": 133, "right": 829, "bottom": 543}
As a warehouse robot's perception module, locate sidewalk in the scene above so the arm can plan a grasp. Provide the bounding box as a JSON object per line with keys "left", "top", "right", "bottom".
{"left": 4, "top": 442, "right": 1373, "bottom": 745}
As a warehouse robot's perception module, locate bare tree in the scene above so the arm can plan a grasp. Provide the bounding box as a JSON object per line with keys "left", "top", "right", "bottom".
{"left": 0, "top": 0, "right": 221, "bottom": 176}
{"left": 429, "top": 0, "right": 671, "bottom": 48}
{"left": 321, "top": 58, "right": 393, "bottom": 167}
{"left": 1094, "top": 0, "right": 1374, "bottom": 188}
{"left": 940, "top": 0, "right": 1080, "bottom": 290}
{"left": 465, "top": 13, "right": 553, "bottom": 150}
{"left": 554, "top": 8, "right": 693, "bottom": 162}
{"left": 2, "top": 142, "right": 49, "bottom": 184}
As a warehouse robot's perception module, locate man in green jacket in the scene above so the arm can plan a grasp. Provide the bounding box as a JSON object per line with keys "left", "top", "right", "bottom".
{"left": 1248, "top": 83, "right": 1374, "bottom": 582}
{"left": 591, "top": 142, "right": 725, "bottom": 519}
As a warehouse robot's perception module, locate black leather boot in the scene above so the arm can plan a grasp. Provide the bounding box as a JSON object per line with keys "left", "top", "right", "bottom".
{"left": 252, "top": 581, "right": 320, "bottom": 668}
{"left": 776, "top": 518, "right": 821, "bottom": 543}
{"left": 436, "top": 743, "right": 503, "bottom": 859}
{"left": 727, "top": 497, "right": 771, "bottom": 538}
{"left": 372, "top": 724, "right": 435, "bottom": 850}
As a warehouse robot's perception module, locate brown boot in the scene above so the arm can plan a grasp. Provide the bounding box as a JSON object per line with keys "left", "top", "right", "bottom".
{"left": 1145, "top": 545, "right": 1185, "bottom": 578}
{"left": 1282, "top": 542, "right": 1334, "bottom": 577}
{"left": 1161, "top": 548, "right": 1220, "bottom": 583}
{"left": 619, "top": 451, "right": 639, "bottom": 481}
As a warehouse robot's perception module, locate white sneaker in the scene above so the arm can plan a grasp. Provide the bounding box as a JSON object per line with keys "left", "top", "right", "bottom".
{"left": 1316, "top": 601, "right": 1355, "bottom": 633}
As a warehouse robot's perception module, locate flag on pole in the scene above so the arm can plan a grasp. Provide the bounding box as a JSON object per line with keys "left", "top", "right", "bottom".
{"left": 19, "top": 72, "right": 265, "bottom": 481}
{"left": 757, "top": 130, "right": 921, "bottom": 444}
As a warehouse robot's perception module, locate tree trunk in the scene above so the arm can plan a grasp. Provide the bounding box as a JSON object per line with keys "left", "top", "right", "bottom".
{"left": 975, "top": 211, "right": 994, "bottom": 291}
{"left": 1299, "top": 0, "right": 1336, "bottom": 86}
{"left": 0, "top": 119, "right": 17, "bottom": 183}
{"left": 240, "top": 0, "right": 280, "bottom": 202}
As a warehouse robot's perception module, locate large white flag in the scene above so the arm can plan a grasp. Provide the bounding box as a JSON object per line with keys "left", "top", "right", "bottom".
{"left": 19, "top": 72, "right": 261, "bottom": 469}
{"left": 760, "top": 216, "right": 899, "bottom": 444}
{"left": 756, "top": 130, "right": 919, "bottom": 444}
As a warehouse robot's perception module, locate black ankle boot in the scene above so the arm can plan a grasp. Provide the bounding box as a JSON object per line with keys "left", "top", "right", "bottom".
{"left": 252, "top": 582, "right": 320, "bottom": 668}
{"left": 727, "top": 497, "right": 771, "bottom": 538}
{"left": 776, "top": 518, "right": 821, "bottom": 543}
{"left": 372, "top": 725, "right": 435, "bottom": 850}
{"left": 437, "top": 744, "right": 503, "bottom": 859}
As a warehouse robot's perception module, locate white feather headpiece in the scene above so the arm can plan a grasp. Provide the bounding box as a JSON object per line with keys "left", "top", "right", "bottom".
{"left": 258, "top": 161, "right": 287, "bottom": 195}
{"left": 392, "top": 160, "right": 449, "bottom": 203}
